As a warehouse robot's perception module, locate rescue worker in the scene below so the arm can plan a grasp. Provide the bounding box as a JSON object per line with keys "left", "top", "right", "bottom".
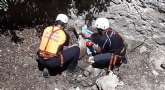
{"left": 80, "top": 17, "right": 127, "bottom": 73}
{"left": 36, "top": 14, "right": 80, "bottom": 78}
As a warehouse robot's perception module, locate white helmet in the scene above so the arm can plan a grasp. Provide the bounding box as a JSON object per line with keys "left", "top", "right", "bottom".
{"left": 56, "top": 14, "right": 68, "bottom": 23}
{"left": 95, "top": 18, "right": 109, "bottom": 30}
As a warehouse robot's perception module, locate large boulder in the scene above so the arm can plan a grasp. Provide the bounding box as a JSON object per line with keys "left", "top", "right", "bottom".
{"left": 96, "top": 71, "right": 124, "bottom": 90}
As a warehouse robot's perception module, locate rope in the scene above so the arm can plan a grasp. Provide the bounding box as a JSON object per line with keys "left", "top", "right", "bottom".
{"left": 127, "top": 38, "right": 148, "bottom": 54}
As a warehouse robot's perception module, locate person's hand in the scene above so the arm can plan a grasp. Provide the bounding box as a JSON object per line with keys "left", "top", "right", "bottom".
{"left": 86, "top": 41, "right": 94, "bottom": 47}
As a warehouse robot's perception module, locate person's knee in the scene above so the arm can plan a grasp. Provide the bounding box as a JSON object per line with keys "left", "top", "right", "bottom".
{"left": 93, "top": 60, "right": 107, "bottom": 69}
{"left": 71, "top": 46, "right": 80, "bottom": 53}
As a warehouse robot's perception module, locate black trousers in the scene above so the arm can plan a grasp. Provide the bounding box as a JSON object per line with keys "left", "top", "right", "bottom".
{"left": 93, "top": 50, "right": 127, "bottom": 69}
{"left": 37, "top": 46, "right": 80, "bottom": 73}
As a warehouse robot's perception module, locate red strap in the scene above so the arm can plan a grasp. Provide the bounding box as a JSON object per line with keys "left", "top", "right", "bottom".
{"left": 60, "top": 53, "right": 64, "bottom": 67}
{"left": 108, "top": 54, "right": 114, "bottom": 71}
{"left": 108, "top": 47, "right": 125, "bottom": 71}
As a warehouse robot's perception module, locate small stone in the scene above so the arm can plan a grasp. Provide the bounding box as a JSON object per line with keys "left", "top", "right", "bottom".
{"left": 88, "top": 56, "right": 94, "bottom": 63}
{"left": 23, "top": 64, "right": 28, "bottom": 68}
{"left": 78, "top": 74, "right": 82, "bottom": 78}
{"left": 154, "top": 37, "right": 165, "bottom": 45}
{"left": 140, "top": 46, "right": 148, "bottom": 53}
{"left": 152, "top": 70, "right": 159, "bottom": 75}
{"left": 75, "top": 87, "right": 80, "bottom": 90}
{"left": 93, "top": 68, "right": 102, "bottom": 77}
{"left": 55, "top": 88, "right": 59, "bottom": 90}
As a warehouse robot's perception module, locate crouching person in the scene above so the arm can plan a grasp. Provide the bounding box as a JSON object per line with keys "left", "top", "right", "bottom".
{"left": 36, "top": 14, "right": 80, "bottom": 78}
{"left": 81, "top": 17, "right": 127, "bottom": 73}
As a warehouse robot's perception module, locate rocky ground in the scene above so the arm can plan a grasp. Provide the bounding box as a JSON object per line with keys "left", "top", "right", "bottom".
{"left": 1, "top": 0, "right": 165, "bottom": 90}
{"left": 0, "top": 26, "right": 165, "bottom": 90}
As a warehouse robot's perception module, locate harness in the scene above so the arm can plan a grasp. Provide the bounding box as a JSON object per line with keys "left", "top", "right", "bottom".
{"left": 39, "top": 26, "right": 64, "bottom": 67}
{"left": 108, "top": 47, "right": 125, "bottom": 72}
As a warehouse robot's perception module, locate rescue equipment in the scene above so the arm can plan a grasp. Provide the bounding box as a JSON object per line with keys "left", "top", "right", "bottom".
{"left": 108, "top": 46, "right": 125, "bottom": 72}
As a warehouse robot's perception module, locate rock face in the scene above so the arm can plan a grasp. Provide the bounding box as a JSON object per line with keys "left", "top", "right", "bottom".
{"left": 70, "top": 0, "right": 165, "bottom": 71}
{"left": 91, "top": 0, "right": 165, "bottom": 70}
{"left": 0, "top": 0, "right": 165, "bottom": 90}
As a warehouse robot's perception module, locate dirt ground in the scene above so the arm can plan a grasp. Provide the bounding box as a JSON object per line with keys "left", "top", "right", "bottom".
{"left": 0, "top": 27, "right": 165, "bottom": 90}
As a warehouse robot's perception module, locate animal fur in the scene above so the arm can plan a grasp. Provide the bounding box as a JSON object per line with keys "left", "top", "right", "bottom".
{"left": 69, "top": 25, "right": 87, "bottom": 59}
{"left": 77, "top": 35, "right": 87, "bottom": 59}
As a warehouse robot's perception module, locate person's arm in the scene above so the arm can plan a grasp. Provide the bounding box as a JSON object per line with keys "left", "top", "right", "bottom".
{"left": 92, "top": 45, "right": 102, "bottom": 53}
{"left": 79, "top": 33, "right": 92, "bottom": 39}
{"left": 80, "top": 32, "right": 101, "bottom": 39}
{"left": 85, "top": 34, "right": 92, "bottom": 38}
{"left": 86, "top": 41, "right": 102, "bottom": 53}
{"left": 62, "top": 32, "right": 70, "bottom": 50}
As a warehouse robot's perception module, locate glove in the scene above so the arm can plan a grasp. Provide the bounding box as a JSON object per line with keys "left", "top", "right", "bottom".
{"left": 86, "top": 41, "right": 94, "bottom": 47}
{"left": 79, "top": 33, "right": 87, "bottom": 38}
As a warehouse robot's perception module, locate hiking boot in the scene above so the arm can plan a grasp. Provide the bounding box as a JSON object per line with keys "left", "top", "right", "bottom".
{"left": 160, "top": 64, "right": 165, "bottom": 69}
{"left": 43, "top": 68, "right": 50, "bottom": 78}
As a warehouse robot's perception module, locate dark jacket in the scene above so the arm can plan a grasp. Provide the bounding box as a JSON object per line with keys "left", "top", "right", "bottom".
{"left": 91, "top": 28, "right": 125, "bottom": 54}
